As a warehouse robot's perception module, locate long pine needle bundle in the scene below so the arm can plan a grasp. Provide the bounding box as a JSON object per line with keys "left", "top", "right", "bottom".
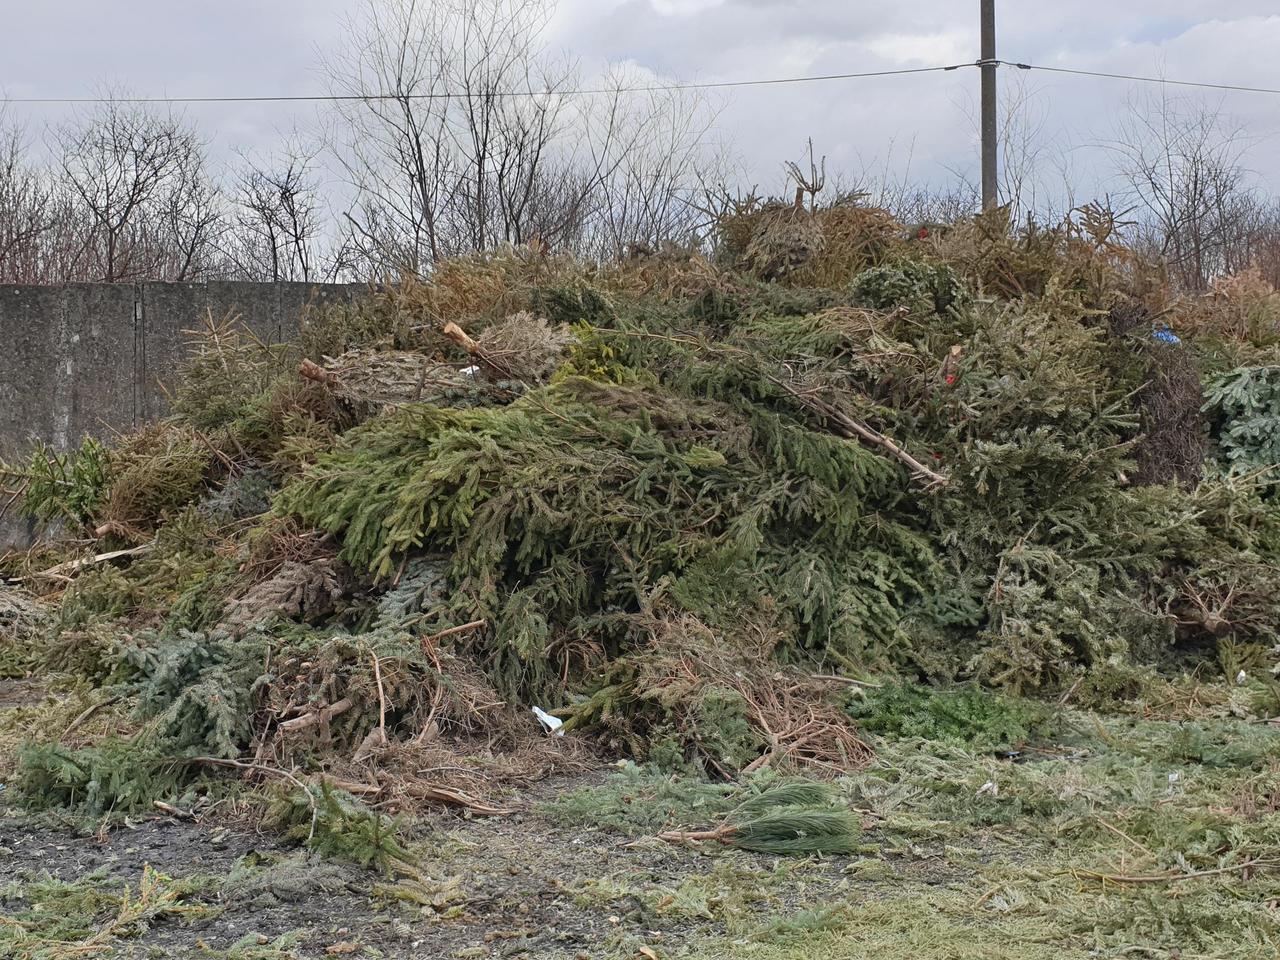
{"left": 658, "top": 779, "right": 861, "bottom": 856}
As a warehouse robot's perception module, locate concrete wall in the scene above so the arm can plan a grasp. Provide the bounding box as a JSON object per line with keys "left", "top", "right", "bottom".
{"left": 0, "top": 281, "right": 363, "bottom": 547}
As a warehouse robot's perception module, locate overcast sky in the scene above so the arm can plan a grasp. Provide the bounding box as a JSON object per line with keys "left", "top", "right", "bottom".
{"left": 3, "top": 1, "right": 1280, "bottom": 203}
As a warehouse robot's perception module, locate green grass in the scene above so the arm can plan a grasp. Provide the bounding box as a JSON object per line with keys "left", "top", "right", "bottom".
{"left": 561, "top": 685, "right": 1280, "bottom": 960}
{"left": 844, "top": 680, "right": 1049, "bottom": 751}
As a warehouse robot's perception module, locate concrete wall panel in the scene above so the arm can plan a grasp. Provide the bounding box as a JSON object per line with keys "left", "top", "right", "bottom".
{"left": 1, "top": 281, "right": 362, "bottom": 547}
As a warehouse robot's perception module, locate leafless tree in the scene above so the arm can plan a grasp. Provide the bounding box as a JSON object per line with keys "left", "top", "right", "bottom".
{"left": 579, "top": 71, "right": 724, "bottom": 256}
{"left": 322, "top": 0, "right": 453, "bottom": 272}
{"left": 227, "top": 146, "right": 325, "bottom": 281}
{"left": 52, "top": 94, "right": 221, "bottom": 282}
{"left": 1233, "top": 197, "right": 1280, "bottom": 288}
{"left": 996, "top": 73, "right": 1053, "bottom": 215}
{"left": 445, "top": 0, "right": 573, "bottom": 251}
{"left": 323, "top": 0, "right": 718, "bottom": 274}
{"left": 1108, "top": 91, "right": 1260, "bottom": 291}
{"left": 324, "top": 0, "right": 581, "bottom": 269}
{"left": 945, "top": 72, "right": 1070, "bottom": 220}
{"left": 156, "top": 145, "right": 224, "bottom": 280}
{"left": 0, "top": 108, "right": 57, "bottom": 282}
{"left": 842, "top": 137, "right": 979, "bottom": 226}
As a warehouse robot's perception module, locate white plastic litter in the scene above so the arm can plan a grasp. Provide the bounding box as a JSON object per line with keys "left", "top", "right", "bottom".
{"left": 532, "top": 705, "right": 564, "bottom": 736}
{"left": 460, "top": 365, "right": 480, "bottom": 377}
{"left": 1236, "top": 669, "right": 1248, "bottom": 686}
{"left": 976, "top": 780, "right": 998, "bottom": 798}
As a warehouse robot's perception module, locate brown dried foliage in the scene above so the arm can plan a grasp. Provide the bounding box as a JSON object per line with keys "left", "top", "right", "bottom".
{"left": 1132, "top": 342, "right": 1208, "bottom": 486}
{"left": 472, "top": 311, "right": 571, "bottom": 383}
{"left": 222, "top": 559, "right": 344, "bottom": 637}
{"left": 320, "top": 348, "right": 465, "bottom": 415}
{"left": 97, "top": 422, "right": 212, "bottom": 540}
{"left": 602, "top": 611, "right": 872, "bottom": 778}
{"left": 720, "top": 199, "right": 903, "bottom": 286}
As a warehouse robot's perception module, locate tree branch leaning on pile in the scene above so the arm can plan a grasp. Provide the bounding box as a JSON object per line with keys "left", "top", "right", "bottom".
{"left": 605, "top": 327, "right": 948, "bottom": 490}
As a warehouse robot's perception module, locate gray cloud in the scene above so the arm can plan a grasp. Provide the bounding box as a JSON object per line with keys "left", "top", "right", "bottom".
{"left": 3, "top": 1, "right": 1278, "bottom": 200}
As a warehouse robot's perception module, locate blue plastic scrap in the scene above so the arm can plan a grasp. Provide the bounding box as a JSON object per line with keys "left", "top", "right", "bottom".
{"left": 1152, "top": 325, "right": 1181, "bottom": 345}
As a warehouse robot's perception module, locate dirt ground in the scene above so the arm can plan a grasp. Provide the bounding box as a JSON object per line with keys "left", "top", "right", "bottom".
{"left": 0, "top": 667, "right": 929, "bottom": 960}
{"left": 0, "top": 769, "right": 921, "bottom": 960}
{"left": 5, "top": 673, "right": 1276, "bottom": 960}
{"left": 0, "top": 680, "right": 38, "bottom": 710}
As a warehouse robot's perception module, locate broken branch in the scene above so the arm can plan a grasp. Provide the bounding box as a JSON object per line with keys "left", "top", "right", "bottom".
{"left": 32, "top": 544, "right": 152, "bottom": 580}
{"left": 278, "top": 697, "right": 354, "bottom": 734}
{"left": 770, "top": 376, "right": 948, "bottom": 488}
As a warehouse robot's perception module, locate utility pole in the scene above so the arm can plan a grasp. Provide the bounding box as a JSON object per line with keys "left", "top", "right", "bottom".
{"left": 980, "top": 0, "right": 998, "bottom": 209}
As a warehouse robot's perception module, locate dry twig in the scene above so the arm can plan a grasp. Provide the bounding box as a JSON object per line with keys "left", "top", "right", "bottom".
{"left": 1072, "top": 858, "right": 1279, "bottom": 884}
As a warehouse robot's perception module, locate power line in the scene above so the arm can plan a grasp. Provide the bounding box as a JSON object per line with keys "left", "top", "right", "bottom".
{"left": 2, "top": 63, "right": 977, "bottom": 106}
{"left": 1001, "top": 60, "right": 1280, "bottom": 98}
{"left": 9, "top": 57, "right": 1276, "bottom": 109}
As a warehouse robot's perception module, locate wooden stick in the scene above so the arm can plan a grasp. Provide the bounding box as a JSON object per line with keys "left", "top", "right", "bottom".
{"left": 441, "top": 322, "right": 516, "bottom": 380}
{"left": 92, "top": 520, "right": 134, "bottom": 540}
{"left": 278, "top": 697, "right": 354, "bottom": 734}
{"left": 62, "top": 695, "right": 124, "bottom": 738}
{"left": 370, "top": 651, "right": 389, "bottom": 748}
{"left": 1095, "top": 818, "right": 1155, "bottom": 857}
{"left": 298, "top": 358, "right": 343, "bottom": 388}
{"left": 421, "top": 619, "right": 486, "bottom": 646}
{"left": 658, "top": 825, "right": 737, "bottom": 845}
{"left": 740, "top": 742, "right": 781, "bottom": 776}
{"left": 1059, "top": 677, "right": 1084, "bottom": 706}
{"left": 320, "top": 775, "right": 383, "bottom": 796}
{"left": 402, "top": 783, "right": 516, "bottom": 816}
{"left": 811, "top": 673, "right": 883, "bottom": 688}
{"left": 441, "top": 321, "right": 479, "bottom": 354}
{"left": 32, "top": 544, "right": 151, "bottom": 580}
{"left": 972, "top": 886, "right": 1002, "bottom": 908}
{"left": 1072, "top": 858, "right": 1277, "bottom": 884}
{"left": 320, "top": 775, "right": 513, "bottom": 816}
{"left": 153, "top": 800, "right": 197, "bottom": 820}
{"left": 767, "top": 376, "right": 948, "bottom": 488}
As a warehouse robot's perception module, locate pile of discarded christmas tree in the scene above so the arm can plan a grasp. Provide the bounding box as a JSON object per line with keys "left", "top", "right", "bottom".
{"left": 2, "top": 197, "right": 1278, "bottom": 824}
